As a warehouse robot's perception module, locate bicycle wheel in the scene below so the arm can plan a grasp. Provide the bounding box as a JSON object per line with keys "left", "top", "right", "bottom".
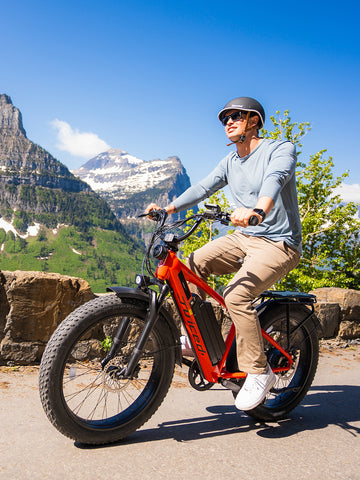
{"left": 243, "top": 303, "right": 319, "bottom": 422}
{"left": 39, "top": 295, "right": 175, "bottom": 444}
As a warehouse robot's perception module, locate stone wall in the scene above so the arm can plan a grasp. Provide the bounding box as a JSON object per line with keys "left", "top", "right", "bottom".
{"left": 0, "top": 271, "right": 94, "bottom": 364}
{"left": 310, "top": 287, "right": 360, "bottom": 339}
{"left": 0, "top": 270, "right": 359, "bottom": 365}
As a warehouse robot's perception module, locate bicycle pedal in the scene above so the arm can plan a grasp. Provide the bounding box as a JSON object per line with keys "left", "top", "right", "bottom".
{"left": 220, "top": 379, "right": 241, "bottom": 393}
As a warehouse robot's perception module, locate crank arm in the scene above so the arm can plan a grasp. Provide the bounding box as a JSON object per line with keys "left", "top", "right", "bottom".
{"left": 220, "top": 378, "right": 241, "bottom": 393}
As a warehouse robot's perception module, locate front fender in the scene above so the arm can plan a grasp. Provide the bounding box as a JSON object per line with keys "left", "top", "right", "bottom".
{"left": 107, "top": 286, "right": 182, "bottom": 365}
{"left": 107, "top": 286, "right": 151, "bottom": 303}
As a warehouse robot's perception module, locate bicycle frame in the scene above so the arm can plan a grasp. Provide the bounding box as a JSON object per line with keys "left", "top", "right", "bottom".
{"left": 39, "top": 202, "right": 320, "bottom": 444}
{"left": 155, "top": 249, "right": 293, "bottom": 384}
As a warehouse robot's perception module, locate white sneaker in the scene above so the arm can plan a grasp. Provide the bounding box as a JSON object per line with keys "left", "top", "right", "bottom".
{"left": 235, "top": 364, "right": 276, "bottom": 411}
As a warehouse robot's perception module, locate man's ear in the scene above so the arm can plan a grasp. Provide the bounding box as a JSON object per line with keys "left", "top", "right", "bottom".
{"left": 250, "top": 114, "right": 260, "bottom": 128}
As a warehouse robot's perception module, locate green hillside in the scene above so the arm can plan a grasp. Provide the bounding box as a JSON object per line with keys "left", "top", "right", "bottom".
{"left": 0, "top": 185, "right": 122, "bottom": 233}
{"left": 0, "top": 225, "right": 144, "bottom": 292}
{"left": 0, "top": 94, "right": 146, "bottom": 292}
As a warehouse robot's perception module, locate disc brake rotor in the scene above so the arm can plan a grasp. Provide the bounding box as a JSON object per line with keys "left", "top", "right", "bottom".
{"left": 102, "top": 358, "right": 131, "bottom": 392}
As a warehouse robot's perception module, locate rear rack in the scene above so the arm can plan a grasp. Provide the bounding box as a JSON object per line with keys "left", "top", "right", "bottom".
{"left": 260, "top": 290, "right": 316, "bottom": 304}
{"left": 259, "top": 290, "right": 321, "bottom": 342}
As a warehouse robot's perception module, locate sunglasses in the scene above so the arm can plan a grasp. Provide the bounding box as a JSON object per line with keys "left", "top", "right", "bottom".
{"left": 221, "top": 111, "right": 246, "bottom": 126}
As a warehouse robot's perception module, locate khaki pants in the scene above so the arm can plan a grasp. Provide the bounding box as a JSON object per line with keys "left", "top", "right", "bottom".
{"left": 187, "top": 231, "right": 301, "bottom": 374}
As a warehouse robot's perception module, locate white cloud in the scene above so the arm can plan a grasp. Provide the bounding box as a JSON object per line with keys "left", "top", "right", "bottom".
{"left": 51, "top": 119, "right": 111, "bottom": 158}
{"left": 333, "top": 183, "right": 360, "bottom": 203}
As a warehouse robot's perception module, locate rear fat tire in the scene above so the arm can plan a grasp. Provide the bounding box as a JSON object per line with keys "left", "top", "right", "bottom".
{"left": 236, "top": 304, "right": 319, "bottom": 422}
{"left": 39, "top": 295, "right": 176, "bottom": 444}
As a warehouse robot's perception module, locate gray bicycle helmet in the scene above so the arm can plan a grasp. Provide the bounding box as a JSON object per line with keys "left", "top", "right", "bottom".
{"left": 218, "top": 97, "right": 265, "bottom": 128}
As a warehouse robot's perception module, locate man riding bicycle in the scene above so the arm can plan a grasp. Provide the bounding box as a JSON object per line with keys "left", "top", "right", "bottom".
{"left": 146, "top": 96, "right": 301, "bottom": 411}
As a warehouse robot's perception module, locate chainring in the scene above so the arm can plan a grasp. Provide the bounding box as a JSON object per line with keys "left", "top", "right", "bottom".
{"left": 188, "top": 360, "right": 215, "bottom": 391}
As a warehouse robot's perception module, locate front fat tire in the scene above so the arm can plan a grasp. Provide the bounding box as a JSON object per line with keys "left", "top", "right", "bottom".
{"left": 243, "top": 304, "right": 319, "bottom": 422}
{"left": 39, "top": 295, "right": 175, "bottom": 444}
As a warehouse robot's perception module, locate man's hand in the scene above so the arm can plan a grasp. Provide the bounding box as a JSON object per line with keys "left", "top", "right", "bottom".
{"left": 230, "top": 207, "right": 263, "bottom": 227}
{"left": 145, "top": 203, "right": 177, "bottom": 219}
{"left": 145, "top": 203, "right": 162, "bottom": 214}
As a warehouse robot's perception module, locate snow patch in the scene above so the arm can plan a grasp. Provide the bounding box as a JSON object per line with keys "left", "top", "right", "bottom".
{"left": 0, "top": 217, "right": 42, "bottom": 239}
{"left": 0, "top": 217, "right": 19, "bottom": 236}
{"left": 27, "top": 223, "right": 40, "bottom": 237}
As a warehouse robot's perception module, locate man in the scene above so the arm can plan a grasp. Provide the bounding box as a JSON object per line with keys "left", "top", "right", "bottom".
{"left": 146, "top": 97, "right": 301, "bottom": 411}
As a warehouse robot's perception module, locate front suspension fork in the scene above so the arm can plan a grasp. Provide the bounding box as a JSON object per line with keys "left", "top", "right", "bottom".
{"left": 101, "top": 284, "right": 170, "bottom": 377}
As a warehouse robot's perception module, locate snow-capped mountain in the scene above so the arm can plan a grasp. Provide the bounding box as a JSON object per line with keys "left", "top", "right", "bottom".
{"left": 0, "top": 94, "right": 119, "bottom": 232}
{"left": 0, "top": 94, "right": 144, "bottom": 291}
{"left": 72, "top": 149, "right": 191, "bottom": 218}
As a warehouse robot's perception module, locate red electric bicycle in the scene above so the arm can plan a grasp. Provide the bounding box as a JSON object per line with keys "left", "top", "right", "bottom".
{"left": 39, "top": 205, "right": 319, "bottom": 445}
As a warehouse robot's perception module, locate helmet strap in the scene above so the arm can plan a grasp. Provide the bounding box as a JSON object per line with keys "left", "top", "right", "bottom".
{"left": 226, "top": 111, "right": 251, "bottom": 146}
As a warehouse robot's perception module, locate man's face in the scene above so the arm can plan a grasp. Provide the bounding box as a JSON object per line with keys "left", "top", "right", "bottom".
{"left": 223, "top": 110, "right": 248, "bottom": 142}
{"left": 223, "top": 110, "right": 259, "bottom": 142}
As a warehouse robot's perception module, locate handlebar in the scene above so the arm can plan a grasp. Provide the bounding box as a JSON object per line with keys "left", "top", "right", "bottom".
{"left": 138, "top": 205, "right": 260, "bottom": 278}
{"left": 138, "top": 209, "right": 168, "bottom": 222}
{"left": 248, "top": 215, "right": 259, "bottom": 226}
{"left": 202, "top": 204, "right": 259, "bottom": 226}
{"left": 138, "top": 204, "right": 259, "bottom": 247}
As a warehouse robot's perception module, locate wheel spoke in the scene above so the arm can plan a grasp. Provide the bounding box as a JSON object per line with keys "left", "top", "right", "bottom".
{"left": 242, "top": 306, "right": 319, "bottom": 421}
{"left": 39, "top": 296, "right": 175, "bottom": 443}
{"left": 61, "top": 315, "right": 158, "bottom": 423}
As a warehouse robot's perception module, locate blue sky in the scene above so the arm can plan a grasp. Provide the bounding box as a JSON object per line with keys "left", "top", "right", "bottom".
{"left": 1, "top": 0, "right": 359, "bottom": 200}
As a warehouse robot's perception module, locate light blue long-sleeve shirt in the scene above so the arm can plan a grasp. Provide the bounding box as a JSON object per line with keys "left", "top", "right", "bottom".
{"left": 172, "top": 139, "right": 302, "bottom": 251}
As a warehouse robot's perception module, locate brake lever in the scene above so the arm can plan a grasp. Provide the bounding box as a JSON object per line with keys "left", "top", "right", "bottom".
{"left": 204, "top": 203, "right": 221, "bottom": 213}
{"left": 220, "top": 217, "right": 230, "bottom": 226}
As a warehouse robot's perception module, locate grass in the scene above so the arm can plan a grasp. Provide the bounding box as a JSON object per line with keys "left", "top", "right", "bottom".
{"left": 0, "top": 225, "right": 145, "bottom": 293}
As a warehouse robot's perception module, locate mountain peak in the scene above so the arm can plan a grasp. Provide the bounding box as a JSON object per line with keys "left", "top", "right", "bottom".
{"left": 0, "top": 94, "right": 26, "bottom": 137}
{"left": 74, "top": 148, "right": 144, "bottom": 172}
{"left": 0, "top": 94, "right": 91, "bottom": 191}
{"left": 73, "top": 149, "right": 191, "bottom": 219}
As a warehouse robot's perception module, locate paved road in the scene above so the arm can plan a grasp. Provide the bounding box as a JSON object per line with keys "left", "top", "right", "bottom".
{"left": 0, "top": 346, "right": 359, "bottom": 480}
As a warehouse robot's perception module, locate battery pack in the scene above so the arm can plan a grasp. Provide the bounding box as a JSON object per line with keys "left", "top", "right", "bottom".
{"left": 190, "top": 295, "right": 226, "bottom": 365}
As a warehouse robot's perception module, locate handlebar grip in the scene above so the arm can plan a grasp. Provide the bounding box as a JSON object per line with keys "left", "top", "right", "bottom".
{"left": 248, "top": 215, "right": 259, "bottom": 226}
{"left": 138, "top": 209, "right": 167, "bottom": 221}
{"left": 149, "top": 209, "right": 161, "bottom": 220}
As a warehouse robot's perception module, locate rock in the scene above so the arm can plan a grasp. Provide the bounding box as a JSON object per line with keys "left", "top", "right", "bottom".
{"left": 0, "top": 94, "right": 26, "bottom": 135}
{"left": 310, "top": 287, "right": 360, "bottom": 322}
{"left": 310, "top": 287, "right": 360, "bottom": 339}
{"left": 0, "top": 277, "right": 10, "bottom": 342}
{"left": 313, "top": 302, "right": 341, "bottom": 338}
{"left": 0, "top": 338, "right": 40, "bottom": 364}
{"left": 0, "top": 270, "right": 95, "bottom": 364}
{"left": 338, "top": 321, "right": 360, "bottom": 339}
